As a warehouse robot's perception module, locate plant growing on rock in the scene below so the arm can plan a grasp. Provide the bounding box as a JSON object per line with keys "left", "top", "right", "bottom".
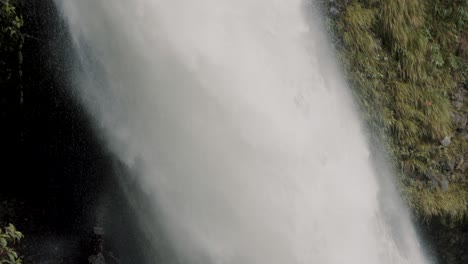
{"left": 327, "top": 0, "right": 468, "bottom": 222}
{"left": 0, "top": 224, "right": 23, "bottom": 264}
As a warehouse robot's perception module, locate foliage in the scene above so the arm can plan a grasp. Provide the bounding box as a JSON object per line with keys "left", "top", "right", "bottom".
{"left": 0, "top": 2, "right": 24, "bottom": 261}
{"left": 0, "top": 0, "right": 24, "bottom": 151}
{"left": 0, "top": 224, "right": 23, "bottom": 264}
{"left": 328, "top": 0, "right": 468, "bottom": 222}
{"left": 0, "top": 0, "right": 24, "bottom": 115}
{"left": 0, "top": 0, "right": 24, "bottom": 78}
{"left": 405, "top": 180, "right": 468, "bottom": 223}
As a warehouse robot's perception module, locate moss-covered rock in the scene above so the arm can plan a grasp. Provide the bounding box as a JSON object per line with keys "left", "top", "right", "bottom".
{"left": 326, "top": 0, "right": 467, "bottom": 223}
{"left": 325, "top": 3, "right": 467, "bottom": 262}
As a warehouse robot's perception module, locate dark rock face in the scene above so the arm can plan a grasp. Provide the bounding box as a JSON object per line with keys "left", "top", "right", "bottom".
{"left": 422, "top": 219, "right": 468, "bottom": 264}
{"left": 0, "top": 1, "right": 106, "bottom": 262}
{"left": 1, "top": 1, "right": 146, "bottom": 263}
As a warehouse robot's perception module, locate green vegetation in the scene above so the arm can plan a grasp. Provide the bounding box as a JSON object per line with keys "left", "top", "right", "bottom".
{"left": 0, "top": 224, "right": 23, "bottom": 264}
{"left": 0, "top": 2, "right": 24, "bottom": 262}
{"left": 0, "top": 0, "right": 24, "bottom": 113}
{"left": 328, "top": 0, "right": 467, "bottom": 222}
{"left": 1, "top": 0, "right": 23, "bottom": 75}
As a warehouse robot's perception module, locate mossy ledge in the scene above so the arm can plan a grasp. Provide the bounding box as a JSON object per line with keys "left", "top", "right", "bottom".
{"left": 326, "top": 0, "right": 467, "bottom": 223}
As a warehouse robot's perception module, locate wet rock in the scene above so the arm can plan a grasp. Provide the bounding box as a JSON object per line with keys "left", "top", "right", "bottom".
{"left": 453, "top": 91, "right": 464, "bottom": 102}
{"left": 441, "top": 136, "right": 451, "bottom": 147}
{"left": 430, "top": 177, "right": 439, "bottom": 189}
{"left": 453, "top": 113, "right": 467, "bottom": 130}
{"left": 427, "top": 173, "right": 449, "bottom": 192}
{"left": 94, "top": 226, "right": 104, "bottom": 236}
{"left": 456, "top": 157, "right": 465, "bottom": 170}
{"left": 89, "top": 253, "right": 106, "bottom": 264}
{"left": 452, "top": 89, "right": 465, "bottom": 110}
{"left": 426, "top": 173, "right": 438, "bottom": 188}
{"left": 462, "top": 163, "right": 468, "bottom": 173}
{"left": 330, "top": 7, "right": 340, "bottom": 16}
{"left": 462, "top": 131, "right": 468, "bottom": 140}
{"left": 443, "top": 160, "right": 456, "bottom": 172}
{"left": 18, "top": 51, "right": 23, "bottom": 65}
{"left": 440, "top": 177, "right": 449, "bottom": 192}
{"left": 454, "top": 101, "right": 464, "bottom": 110}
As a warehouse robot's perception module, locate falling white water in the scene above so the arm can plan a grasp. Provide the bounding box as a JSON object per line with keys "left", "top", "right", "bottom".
{"left": 55, "top": 0, "right": 429, "bottom": 263}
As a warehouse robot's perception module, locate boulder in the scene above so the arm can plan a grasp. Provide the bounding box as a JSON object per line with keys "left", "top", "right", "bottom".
{"left": 329, "top": 7, "right": 340, "bottom": 16}
{"left": 453, "top": 113, "right": 467, "bottom": 130}
{"left": 426, "top": 172, "right": 449, "bottom": 192}
{"left": 440, "top": 177, "right": 449, "bottom": 192}
{"left": 443, "top": 160, "right": 455, "bottom": 172}
{"left": 441, "top": 136, "right": 451, "bottom": 147}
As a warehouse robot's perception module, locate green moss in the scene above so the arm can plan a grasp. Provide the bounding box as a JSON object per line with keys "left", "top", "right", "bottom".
{"left": 404, "top": 180, "right": 467, "bottom": 223}
{"left": 328, "top": 0, "right": 468, "bottom": 221}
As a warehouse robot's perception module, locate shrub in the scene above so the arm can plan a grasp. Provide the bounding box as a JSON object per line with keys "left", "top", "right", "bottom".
{"left": 0, "top": 224, "right": 23, "bottom": 264}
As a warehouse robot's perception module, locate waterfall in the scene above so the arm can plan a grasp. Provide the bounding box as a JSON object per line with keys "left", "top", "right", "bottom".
{"left": 54, "top": 0, "right": 429, "bottom": 263}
